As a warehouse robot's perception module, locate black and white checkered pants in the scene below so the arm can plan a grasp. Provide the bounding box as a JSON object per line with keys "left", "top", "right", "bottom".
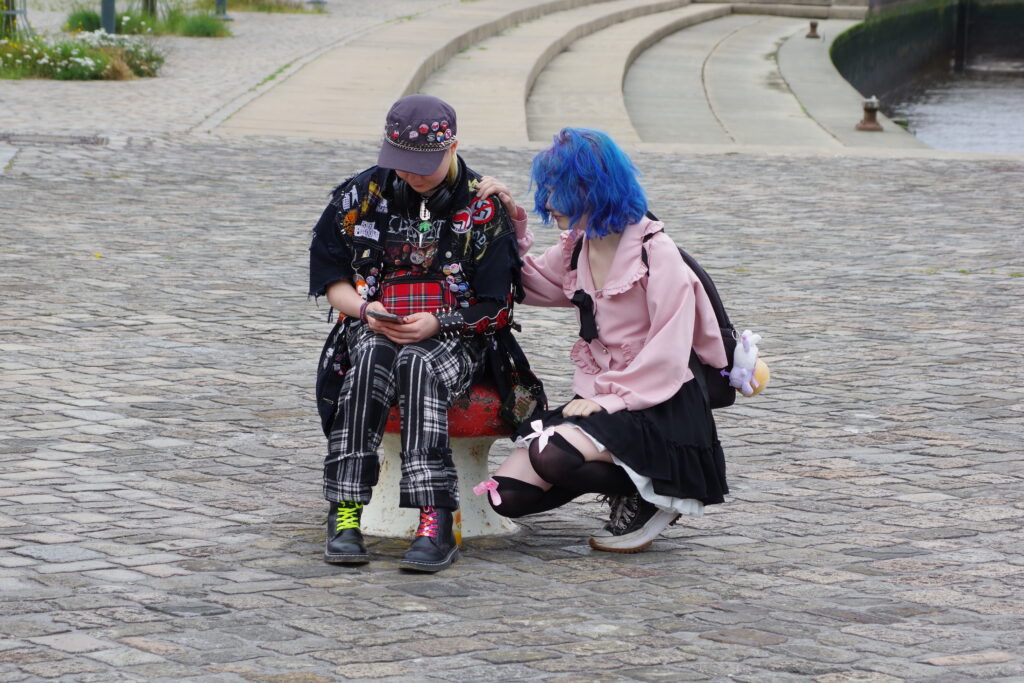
{"left": 324, "top": 323, "right": 481, "bottom": 509}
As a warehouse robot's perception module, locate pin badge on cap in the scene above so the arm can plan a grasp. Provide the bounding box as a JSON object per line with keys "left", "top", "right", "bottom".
{"left": 377, "top": 95, "right": 458, "bottom": 175}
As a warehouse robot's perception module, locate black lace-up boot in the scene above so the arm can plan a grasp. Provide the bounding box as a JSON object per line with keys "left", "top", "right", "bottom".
{"left": 398, "top": 506, "right": 460, "bottom": 572}
{"left": 324, "top": 501, "right": 369, "bottom": 564}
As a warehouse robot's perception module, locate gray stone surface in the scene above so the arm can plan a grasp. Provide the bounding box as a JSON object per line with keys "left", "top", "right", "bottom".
{"left": 1, "top": 132, "right": 1023, "bottom": 681}
{"left": 2, "top": 0, "right": 1024, "bottom": 679}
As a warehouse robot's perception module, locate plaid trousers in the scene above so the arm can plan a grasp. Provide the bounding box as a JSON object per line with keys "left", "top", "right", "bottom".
{"left": 324, "top": 323, "right": 481, "bottom": 509}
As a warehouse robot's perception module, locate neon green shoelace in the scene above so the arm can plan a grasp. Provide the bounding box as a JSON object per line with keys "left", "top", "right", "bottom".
{"left": 334, "top": 503, "right": 363, "bottom": 532}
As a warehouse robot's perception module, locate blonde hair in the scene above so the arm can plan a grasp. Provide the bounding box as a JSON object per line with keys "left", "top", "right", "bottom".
{"left": 446, "top": 150, "right": 458, "bottom": 184}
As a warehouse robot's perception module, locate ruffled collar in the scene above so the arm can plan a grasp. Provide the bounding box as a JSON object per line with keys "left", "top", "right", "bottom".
{"left": 574, "top": 217, "right": 663, "bottom": 296}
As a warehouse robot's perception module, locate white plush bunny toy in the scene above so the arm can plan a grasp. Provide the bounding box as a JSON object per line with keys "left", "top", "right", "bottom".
{"left": 728, "top": 330, "right": 763, "bottom": 396}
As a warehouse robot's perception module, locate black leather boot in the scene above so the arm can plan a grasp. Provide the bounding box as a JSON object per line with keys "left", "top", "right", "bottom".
{"left": 398, "top": 506, "right": 460, "bottom": 572}
{"left": 324, "top": 501, "right": 369, "bottom": 565}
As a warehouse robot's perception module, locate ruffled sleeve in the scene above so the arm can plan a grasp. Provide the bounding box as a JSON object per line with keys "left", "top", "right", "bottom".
{"left": 589, "top": 233, "right": 723, "bottom": 413}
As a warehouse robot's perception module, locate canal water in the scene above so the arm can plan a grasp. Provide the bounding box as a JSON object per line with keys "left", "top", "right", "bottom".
{"left": 887, "top": 61, "right": 1024, "bottom": 154}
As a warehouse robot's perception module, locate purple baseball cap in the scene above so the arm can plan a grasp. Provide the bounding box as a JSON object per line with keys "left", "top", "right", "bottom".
{"left": 377, "top": 95, "right": 458, "bottom": 175}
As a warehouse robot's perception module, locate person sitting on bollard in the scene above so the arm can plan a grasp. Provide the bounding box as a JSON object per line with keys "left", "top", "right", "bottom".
{"left": 309, "top": 95, "right": 538, "bottom": 572}
{"left": 478, "top": 128, "right": 730, "bottom": 553}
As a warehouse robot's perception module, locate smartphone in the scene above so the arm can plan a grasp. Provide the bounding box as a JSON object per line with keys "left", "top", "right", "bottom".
{"left": 366, "top": 309, "right": 406, "bottom": 323}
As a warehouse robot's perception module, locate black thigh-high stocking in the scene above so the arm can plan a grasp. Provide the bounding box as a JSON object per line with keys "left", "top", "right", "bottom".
{"left": 529, "top": 433, "right": 635, "bottom": 496}
{"left": 488, "top": 476, "right": 579, "bottom": 518}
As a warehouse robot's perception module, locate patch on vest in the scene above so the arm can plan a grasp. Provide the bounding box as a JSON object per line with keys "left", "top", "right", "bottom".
{"left": 355, "top": 221, "right": 380, "bottom": 241}
{"left": 452, "top": 209, "right": 472, "bottom": 234}
{"left": 470, "top": 198, "right": 495, "bottom": 225}
{"left": 341, "top": 186, "right": 358, "bottom": 212}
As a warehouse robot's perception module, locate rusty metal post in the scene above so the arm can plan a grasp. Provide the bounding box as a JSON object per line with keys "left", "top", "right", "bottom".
{"left": 806, "top": 20, "right": 820, "bottom": 38}
{"left": 855, "top": 96, "right": 884, "bottom": 131}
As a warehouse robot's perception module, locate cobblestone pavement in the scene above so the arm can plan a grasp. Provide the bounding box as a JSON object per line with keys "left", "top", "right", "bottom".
{"left": 2, "top": 0, "right": 455, "bottom": 138}
{"left": 1, "top": 132, "right": 1023, "bottom": 681}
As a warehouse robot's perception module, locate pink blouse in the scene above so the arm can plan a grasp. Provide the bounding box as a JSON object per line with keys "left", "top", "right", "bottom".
{"left": 512, "top": 210, "right": 728, "bottom": 414}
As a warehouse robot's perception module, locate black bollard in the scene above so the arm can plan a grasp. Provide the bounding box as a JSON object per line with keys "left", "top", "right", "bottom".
{"left": 101, "top": 0, "right": 115, "bottom": 33}
{"left": 216, "top": 0, "right": 233, "bottom": 21}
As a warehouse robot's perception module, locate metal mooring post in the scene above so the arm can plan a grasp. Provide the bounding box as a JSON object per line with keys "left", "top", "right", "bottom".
{"left": 100, "top": 0, "right": 115, "bottom": 33}
{"left": 855, "top": 96, "right": 884, "bottom": 131}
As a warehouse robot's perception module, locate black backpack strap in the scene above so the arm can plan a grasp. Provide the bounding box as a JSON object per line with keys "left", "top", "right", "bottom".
{"left": 688, "top": 350, "right": 712, "bottom": 408}
{"left": 641, "top": 232, "right": 657, "bottom": 268}
{"left": 570, "top": 237, "right": 583, "bottom": 271}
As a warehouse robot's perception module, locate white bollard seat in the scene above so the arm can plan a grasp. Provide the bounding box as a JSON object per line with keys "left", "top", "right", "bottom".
{"left": 361, "top": 384, "right": 519, "bottom": 538}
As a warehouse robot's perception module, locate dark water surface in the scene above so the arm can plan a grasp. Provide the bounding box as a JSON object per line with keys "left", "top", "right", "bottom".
{"left": 888, "top": 63, "right": 1024, "bottom": 154}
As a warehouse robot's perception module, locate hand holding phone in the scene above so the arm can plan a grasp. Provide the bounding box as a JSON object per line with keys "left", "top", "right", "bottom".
{"left": 366, "top": 309, "right": 406, "bottom": 324}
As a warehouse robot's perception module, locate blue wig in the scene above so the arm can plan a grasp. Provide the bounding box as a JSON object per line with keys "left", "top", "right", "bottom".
{"left": 530, "top": 128, "right": 647, "bottom": 238}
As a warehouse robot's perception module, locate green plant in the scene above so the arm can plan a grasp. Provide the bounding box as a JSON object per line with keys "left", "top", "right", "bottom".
{"left": 62, "top": 4, "right": 231, "bottom": 37}
{"left": 198, "top": 0, "right": 319, "bottom": 13}
{"left": 116, "top": 11, "right": 156, "bottom": 34}
{"left": 161, "top": 7, "right": 188, "bottom": 33}
{"left": 0, "top": 32, "right": 164, "bottom": 80}
{"left": 65, "top": 8, "right": 102, "bottom": 32}
{"left": 1, "top": 0, "right": 18, "bottom": 40}
{"left": 179, "top": 13, "right": 230, "bottom": 37}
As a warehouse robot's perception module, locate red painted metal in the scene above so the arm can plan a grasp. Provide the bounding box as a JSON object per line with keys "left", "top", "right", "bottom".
{"left": 384, "top": 382, "right": 512, "bottom": 438}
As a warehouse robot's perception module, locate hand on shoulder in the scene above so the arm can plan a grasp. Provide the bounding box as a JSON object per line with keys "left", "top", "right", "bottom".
{"left": 475, "top": 176, "right": 520, "bottom": 218}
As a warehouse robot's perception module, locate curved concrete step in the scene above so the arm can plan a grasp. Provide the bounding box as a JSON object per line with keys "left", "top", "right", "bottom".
{"left": 729, "top": 3, "right": 867, "bottom": 18}
{"left": 420, "top": 0, "right": 693, "bottom": 147}
{"left": 216, "top": 0, "right": 617, "bottom": 139}
{"left": 624, "top": 13, "right": 766, "bottom": 145}
{"left": 527, "top": 4, "right": 733, "bottom": 144}
{"left": 625, "top": 13, "right": 916, "bottom": 149}
{"left": 702, "top": 15, "right": 842, "bottom": 147}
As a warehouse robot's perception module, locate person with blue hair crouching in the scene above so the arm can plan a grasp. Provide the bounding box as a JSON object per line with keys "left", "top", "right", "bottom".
{"left": 476, "top": 128, "right": 730, "bottom": 553}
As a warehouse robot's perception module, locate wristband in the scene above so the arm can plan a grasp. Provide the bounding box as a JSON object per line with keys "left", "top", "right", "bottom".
{"left": 434, "top": 308, "right": 466, "bottom": 338}
{"left": 359, "top": 301, "right": 370, "bottom": 323}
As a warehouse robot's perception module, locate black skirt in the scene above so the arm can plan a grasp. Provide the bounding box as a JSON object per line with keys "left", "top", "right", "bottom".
{"left": 516, "top": 378, "right": 727, "bottom": 505}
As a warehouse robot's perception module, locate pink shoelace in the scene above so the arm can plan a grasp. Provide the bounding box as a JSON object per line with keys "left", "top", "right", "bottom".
{"left": 416, "top": 506, "right": 439, "bottom": 538}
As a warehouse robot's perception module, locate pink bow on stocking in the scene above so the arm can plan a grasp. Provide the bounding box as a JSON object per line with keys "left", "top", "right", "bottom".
{"left": 526, "top": 419, "right": 556, "bottom": 452}
{"left": 473, "top": 478, "right": 502, "bottom": 506}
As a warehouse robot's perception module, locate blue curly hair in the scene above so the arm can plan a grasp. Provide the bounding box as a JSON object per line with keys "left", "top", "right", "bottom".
{"left": 530, "top": 128, "right": 647, "bottom": 238}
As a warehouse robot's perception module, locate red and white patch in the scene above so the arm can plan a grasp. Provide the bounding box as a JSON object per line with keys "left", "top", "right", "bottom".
{"left": 470, "top": 198, "right": 495, "bottom": 225}
{"left": 451, "top": 209, "right": 472, "bottom": 234}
